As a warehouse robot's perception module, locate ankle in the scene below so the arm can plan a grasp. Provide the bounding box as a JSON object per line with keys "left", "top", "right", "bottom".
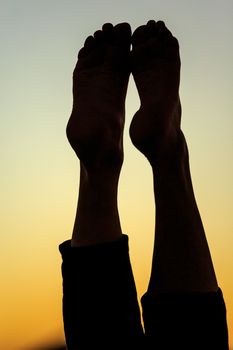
{"left": 149, "top": 129, "right": 188, "bottom": 169}
{"left": 80, "top": 162, "right": 121, "bottom": 188}
{"left": 71, "top": 164, "right": 122, "bottom": 247}
{"left": 130, "top": 101, "right": 182, "bottom": 167}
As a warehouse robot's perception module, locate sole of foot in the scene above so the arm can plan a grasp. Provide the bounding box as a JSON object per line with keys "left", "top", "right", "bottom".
{"left": 129, "top": 20, "right": 186, "bottom": 166}
{"left": 66, "top": 22, "right": 131, "bottom": 172}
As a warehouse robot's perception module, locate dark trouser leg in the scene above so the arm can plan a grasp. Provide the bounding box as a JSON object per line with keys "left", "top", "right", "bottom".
{"left": 59, "top": 235, "right": 144, "bottom": 348}
{"left": 142, "top": 288, "right": 229, "bottom": 349}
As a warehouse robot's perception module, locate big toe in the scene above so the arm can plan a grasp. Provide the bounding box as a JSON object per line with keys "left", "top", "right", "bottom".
{"left": 132, "top": 24, "right": 149, "bottom": 47}
{"left": 102, "top": 22, "right": 114, "bottom": 42}
{"left": 113, "top": 22, "right": 131, "bottom": 48}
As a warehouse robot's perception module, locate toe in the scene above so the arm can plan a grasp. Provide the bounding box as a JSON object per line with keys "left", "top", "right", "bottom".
{"left": 147, "top": 20, "right": 162, "bottom": 40}
{"left": 93, "top": 30, "right": 104, "bottom": 42}
{"left": 156, "top": 23, "right": 179, "bottom": 51}
{"left": 102, "top": 23, "right": 114, "bottom": 32}
{"left": 78, "top": 47, "right": 86, "bottom": 58}
{"left": 114, "top": 22, "right": 131, "bottom": 47}
{"left": 157, "top": 20, "right": 166, "bottom": 28}
{"left": 132, "top": 25, "right": 148, "bottom": 47}
{"left": 84, "top": 36, "right": 95, "bottom": 48}
{"left": 78, "top": 35, "right": 96, "bottom": 59}
{"left": 102, "top": 23, "right": 114, "bottom": 43}
{"left": 147, "top": 19, "right": 157, "bottom": 34}
{"left": 147, "top": 19, "right": 157, "bottom": 27}
{"left": 157, "top": 21, "right": 173, "bottom": 40}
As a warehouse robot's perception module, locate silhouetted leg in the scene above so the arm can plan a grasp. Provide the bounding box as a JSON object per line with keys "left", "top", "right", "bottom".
{"left": 60, "top": 23, "right": 143, "bottom": 348}
{"left": 130, "top": 20, "right": 229, "bottom": 349}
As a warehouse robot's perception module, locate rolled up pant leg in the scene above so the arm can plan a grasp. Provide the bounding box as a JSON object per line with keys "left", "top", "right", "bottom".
{"left": 59, "top": 235, "right": 144, "bottom": 348}
{"left": 142, "top": 288, "right": 229, "bottom": 349}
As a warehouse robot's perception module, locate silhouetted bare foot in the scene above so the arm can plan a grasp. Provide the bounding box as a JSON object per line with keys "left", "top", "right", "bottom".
{"left": 67, "top": 23, "right": 131, "bottom": 172}
{"left": 130, "top": 20, "right": 186, "bottom": 166}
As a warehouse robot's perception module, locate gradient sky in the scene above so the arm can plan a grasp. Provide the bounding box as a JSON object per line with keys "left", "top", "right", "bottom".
{"left": 1, "top": 0, "right": 233, "bottom": 349}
